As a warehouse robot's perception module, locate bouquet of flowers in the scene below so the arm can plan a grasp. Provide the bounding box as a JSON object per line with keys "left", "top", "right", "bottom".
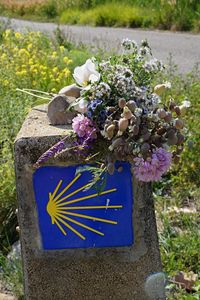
{"left": 35, "top": 39, "right": 190, "bottom": 183}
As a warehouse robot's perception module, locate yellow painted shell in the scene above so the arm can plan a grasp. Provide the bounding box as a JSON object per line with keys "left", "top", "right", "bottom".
{"left": 46, "top": 173, "right": 122, "bottom": 240}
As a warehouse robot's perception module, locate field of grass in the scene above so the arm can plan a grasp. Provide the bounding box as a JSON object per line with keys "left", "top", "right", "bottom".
{"left": 0, "top": 0, "right": 200, "bottom": 32}
{"left": 0, "top": 23, "right": 91, "bottom": 253}
{"left": 0, "top": 22, "right": 199, "bottom": 299}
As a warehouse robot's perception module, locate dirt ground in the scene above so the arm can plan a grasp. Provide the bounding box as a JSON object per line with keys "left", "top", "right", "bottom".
{"left": 0, "top": 282, "right": 15, "bottom": 300}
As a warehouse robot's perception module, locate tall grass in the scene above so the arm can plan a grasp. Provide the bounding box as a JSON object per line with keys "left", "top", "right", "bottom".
{"left": 0, "top": 25, "right": 90, "bottom": 253}
{"left": 60, "top": 0, "right": 200, "bottom": 31}
{"left": 60, "top": 3, "right": 155, "bottom": 28}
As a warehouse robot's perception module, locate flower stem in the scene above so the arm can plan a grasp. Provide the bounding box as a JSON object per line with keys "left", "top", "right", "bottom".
{"left": 16, "top": 88, "right": 51, "bottom": 101}
{"left": 23, "top": 88, "right": 55, "bottom": 96}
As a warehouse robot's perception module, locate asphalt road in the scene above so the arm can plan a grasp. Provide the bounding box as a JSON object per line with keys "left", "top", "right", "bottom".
{"left": 1, "top": 17, "right": 200, "bottom": 73}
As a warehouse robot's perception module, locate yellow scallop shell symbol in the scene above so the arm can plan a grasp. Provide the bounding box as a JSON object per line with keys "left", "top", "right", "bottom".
{"left": 46, "top": 173, "right": 123, "bottom": 240}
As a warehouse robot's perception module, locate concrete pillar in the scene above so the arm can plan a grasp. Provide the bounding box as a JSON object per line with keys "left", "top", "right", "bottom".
{"left": 14, "top": 105, "right": 164, "bottom": 300}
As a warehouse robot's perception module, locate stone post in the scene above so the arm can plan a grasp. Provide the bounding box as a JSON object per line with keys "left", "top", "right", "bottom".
{"left": 14, "top": 105, "right": 165, "bottom": 300}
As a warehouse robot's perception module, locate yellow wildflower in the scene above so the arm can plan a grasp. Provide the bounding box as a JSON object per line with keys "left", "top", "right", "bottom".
{"left": 63, "top": 57, "right": 70, "bottom": 64}
{"left": 15, "top": 32, "right": 21, "bottom": 39}
{"left": 19, "top": 49, "right": 30, "bottom": 57}
{"left": 29, "top": 59, "right": 34, "bottom": 65}
{"left": 0, "top": 29, "right": 72, "bottom": 92}
{"left": 1, "top": 53, "right": 7, "bottom": 60}
{"left": 63, "top": 68, "right": 70, "bottom": 76}
{"left": 3, "top": 79, "right": 9, "bottom": 86}
{"left": 27, "top": 44, "right": 33, "bottom": 50}
{"left": 20, "top": 70, "right": 27, "bottom": 76}
{"left": 52, "top": 51, "right": 57, "bottom": 58}
{"left": 53, "top": 67, "right": 58, "bottom": 73}
{"left": 4, "top": 29, "right": 11, "bottom": 38}
{"left": 60, "top": 46, "right": 65, "bottom": 52}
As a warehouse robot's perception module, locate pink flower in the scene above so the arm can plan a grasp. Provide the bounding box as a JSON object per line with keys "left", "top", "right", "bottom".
{"left": 72, "top": 114, "right": 96, "bottom": 140}
{"left": 134, "top": 148, "right": 172, "bottom": 182}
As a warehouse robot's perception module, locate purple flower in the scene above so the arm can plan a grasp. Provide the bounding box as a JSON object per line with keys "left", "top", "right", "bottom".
{"left": 133, "top": 148, "right": 172, "bottom": 182}
{"left": 72, "top": 128, "right": 97, "bottom": 156}
{"left": 35, "top": 139, "right": 65, "bottom": 167}
{"left": 72, "top": 114, "right": 97, "bottom": 140}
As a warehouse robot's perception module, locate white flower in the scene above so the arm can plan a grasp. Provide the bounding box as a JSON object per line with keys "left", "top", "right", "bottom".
{"left": 93, "top": 82, "right": 111, "bottom": 99}
{"left": 164, "top": 81, "right": 171, "bottom": 89}
{"left": 77, "top": 98, "right": 88, "bottom": 113}
{"left": 154, "top": 82, "right": 171, "bottom": 95}
{"left": 73, "top": 59, "right": 100, "bottom": 87}
{"left": 73, "top": 98, "right": 88, "bottom": 113}
{"left": 134, "top": 108, "right": 143, "bottom": 117}
{"left": 121, "top": 38, "right": 137, "bottom": 50}
{"left": 181, "top": 100, "right": 191, "bottom": 108}
{"left": 143, "top": 58, "right": 164, "bottom": 72}
{"left": 179, "top": 99, "right": 191, "bottom": 115}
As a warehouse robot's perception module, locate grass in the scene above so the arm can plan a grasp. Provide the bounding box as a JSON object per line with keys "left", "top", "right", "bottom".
{"left": 0, "top": 23, "right": 91, "bottom": 255}
{"left": 0, "top": 253, "right": 23, "bottom": 299}
{"left": 153, "top": 61, "right": 200, "bottom": 299}
{"left": 0, "top": 0, "right": 200, "bottom": 32}
{"left": 0, "top": 23, "right": 199, "bottom": 299}
{"left": 155, "top": 193, "right": 200, "bottom": 299}
{"left": 60, "top": 3, "right": 155, "bottom": 28}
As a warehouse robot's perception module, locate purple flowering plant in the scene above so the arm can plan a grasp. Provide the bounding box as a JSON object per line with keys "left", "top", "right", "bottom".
{"left": 36, "top": 39, "right": 190, "bottom": 183}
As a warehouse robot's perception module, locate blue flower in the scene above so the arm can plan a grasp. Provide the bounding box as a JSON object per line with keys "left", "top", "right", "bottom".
{"left": 87, "top": 99, "right": 107, "bottom": 129}
{"left": 88, "top": 99, "right": 102, "bottom": 111}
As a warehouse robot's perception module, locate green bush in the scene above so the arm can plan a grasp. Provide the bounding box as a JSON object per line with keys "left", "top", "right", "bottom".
{"left": 155, "top": 0, "right": 200, "bottom": 31}
{"left": 0, "top": 254, "right": 23, "bottom": 299}
{"left": 40, "top": 0, "right": 58, "bottom": 19}
{"left": 0, "top": 27, "right": 91, "bottom": 252}
{"left": 0, "top": 0, "right": 200, "bottom": 32}
{"left": 60, "top": 1, "right": 200, "bottom": 31}
{"left": 160, "top": 212, "right": 200, "bottom": 274}
{"left": 60, "top": 3, "right": 155, "bottom": 28}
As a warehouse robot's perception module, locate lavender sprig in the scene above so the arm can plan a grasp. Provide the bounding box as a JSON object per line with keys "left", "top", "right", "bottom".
{"left": 54, "top": 144, "right": 84, "bottom": 157}
{"left": 82, "top": 128, "right": 97, "bottom": 146}
{"left": 34, "top": 138, "right": 66, "bottom": 168}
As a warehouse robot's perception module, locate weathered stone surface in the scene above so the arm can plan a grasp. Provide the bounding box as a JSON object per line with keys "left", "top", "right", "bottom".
{"left": 0, "top": 281, "right": 16, "bottom": 300}
{"left": 145, "top": 272, "right": 166, "bottom": 299}
{"left": 59, "top": 84, "right": 82, "bottom": 98}
{"left": 14, "top": 106, "right": 164, "bottom": 300}
{"left": 47, "top": 95, "right": 76, "bottom": 125}
{"left": 0, "top": 293, "right": 16, "bottom": 300}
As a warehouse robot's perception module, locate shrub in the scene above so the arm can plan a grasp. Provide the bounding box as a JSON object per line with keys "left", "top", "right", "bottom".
{"left": 0, "top": 0, "right": 200, "bottom": 32}
{"left": 0, "top": 253, "right": 23, "bottom": 299}
{"left": 156, "top": 0, "right": 200, "bottom": 31}
{"left": 156, "top": 64, "right": 200, "bottom": 203}
{"left": 60, "top": 3, "right": 155, "bottom": 28}
{"left": 0, "top": 29, "right": 73, "bottom": 252}
{"left": 40, "top": 0, "right": 58, "bottom": 19}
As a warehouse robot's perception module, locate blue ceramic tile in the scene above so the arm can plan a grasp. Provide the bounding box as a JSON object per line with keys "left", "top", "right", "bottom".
{"left": 33, "top": 162, "right": 134, "bottom": 250}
